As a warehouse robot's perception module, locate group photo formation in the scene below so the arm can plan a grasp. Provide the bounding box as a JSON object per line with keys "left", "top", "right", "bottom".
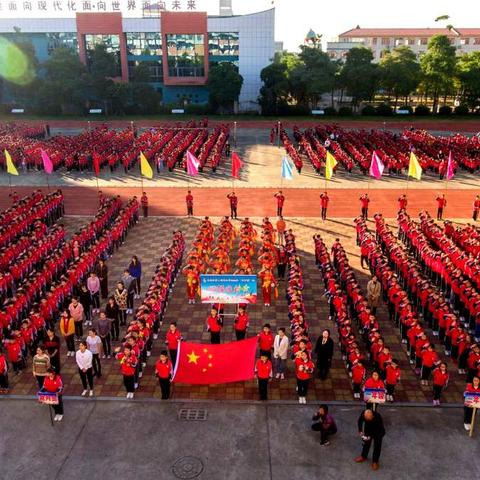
{"left": 1, "top": 0, "right": 480, "bottom": 479}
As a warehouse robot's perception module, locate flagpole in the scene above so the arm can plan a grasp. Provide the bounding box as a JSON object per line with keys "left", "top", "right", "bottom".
{"left": 8, "top": 175, "right": 12, "bottom": 195}
{"left": 45, "top": 171, "right": 50, "bottom": 192}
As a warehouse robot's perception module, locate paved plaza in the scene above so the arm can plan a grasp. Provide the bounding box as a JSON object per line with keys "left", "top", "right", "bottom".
{"left": 0, "top": 399, "right": 477, "bottom": 480}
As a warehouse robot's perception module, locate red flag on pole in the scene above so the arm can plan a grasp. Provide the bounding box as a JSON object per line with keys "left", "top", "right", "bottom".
{"left": 232, "top": 151, "right": 242, "bottom": 179}
{"left": 92, "top": 152, "right": 101, "bottom": 177}
{"left": 172, "top": 337, "right": 257, "bottom": 384}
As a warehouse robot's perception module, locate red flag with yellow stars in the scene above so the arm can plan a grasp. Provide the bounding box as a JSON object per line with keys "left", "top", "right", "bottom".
{"left": 172, "top": 337, "right": 258, "bottom": 385}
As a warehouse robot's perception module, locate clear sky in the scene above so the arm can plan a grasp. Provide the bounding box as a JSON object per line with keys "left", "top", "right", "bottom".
{"left": 231, "top": 0, "right": 480, "bottom": 50}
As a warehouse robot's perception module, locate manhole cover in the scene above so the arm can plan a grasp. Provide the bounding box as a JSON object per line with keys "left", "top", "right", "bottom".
{"left": 178, "top": 408, "right": 208, "bottom": 421}
{"left": 172, "top": 456, "right": 204, "bottom": 479}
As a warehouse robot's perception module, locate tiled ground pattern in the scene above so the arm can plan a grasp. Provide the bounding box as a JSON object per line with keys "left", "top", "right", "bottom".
{"left": 7, "top": 215, "right": 469, "bottom": 403}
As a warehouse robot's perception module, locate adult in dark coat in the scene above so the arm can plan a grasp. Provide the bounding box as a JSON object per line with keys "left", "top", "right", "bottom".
{"left": 314, "top": 329, "right": 334, "bottom": 380}
{"left": 96, "top": 259, "right": 109, "bottom": 299}
{"left": 355, "top": 409, "right": 386, "bottom": 470}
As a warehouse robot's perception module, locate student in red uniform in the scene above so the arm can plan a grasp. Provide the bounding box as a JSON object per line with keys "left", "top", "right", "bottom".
{"left": 320, "top": 192, "right": 329, "bottom": 220}
{"left": 274, "top": 190, "right": 285, "bottom": 216}
{"left": 206, "top": 307, "right": 222, "bottom": 344}
{"left": 352, "top": 360, "right": 366, "bottom": 399}
{"left": 186, "top": 190, "right": 194, "bottom": 216}
{"left": 155, "top": 350, "right": 173, "bottom": 400}
{"left": 420, "top": 344, "right": 439, "bottom": 385}
{"left": 385, "top": 359, "right": 401, "bottom": 402}
{"left": 227, "top": 192, "right": 238, "bottom": 219}
{"left": 397, "top": 194, "right": 408, "bottom": 212}
{"left": 0, "top": 350, "right": 9, "bottom": 392}
{"left": 464, "top": 375, "right": 480, "bottom": 430}
{"left": 436, "top": 194, "right": 447, "bottom": 220}
{"left": 141, "top": 192, "right": 148, "bottom": 218}
{"left": 165, "top": 322, "right": 182, "bottom": 366}
{"left": 255, "top": 353, "right": 273, "bottom": 400}
{"left": 473, "top": 195, "right": 480, "bottom": 221}
{"left": 432, "top": 362, "right": 449, "bottom": 405}
{"left": 234, "top": 306, "right": 249, "bottom": 340}
{"left": 295, "top": 350, "right": 314, "bottom": 404}
{"left": 115, "top": 345, "right": 138, "bottom": 399}
{"left": 258, "top": 323, "right": 274, "bottom": 358}
{"left": 42, "top": 368, "right": 64, "bottom": 421}
{"left": 359, "top": 194, "right": 370, "bottom": 220}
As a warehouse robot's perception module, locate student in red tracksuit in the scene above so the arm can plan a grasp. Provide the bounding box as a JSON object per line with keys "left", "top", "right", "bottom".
{"left": 165, "top": 322, "right": 182, "bottom": 366}
{"left": 473, "top": 195, "right": 480, "bottom": 221}
{"left": 464, "top": 376, "right": 480, "bottom": 431}
{"left": 227, "top": 192, "right": 238, "bottom": 219}
{"left": 432, "top": 362, "right": 449, "bottom": 405}
{"left": 115, "top": 345, "right": 138, "bottom": 399}
{"left": 385, "top": 359, "right": 401, "bottom": 402}
{"left": 258, "top": 323, "right": 274, "bottom": 359}
{"left": 234, "top": 306, "right": 249, "bottom": 340}
{"left": 140, "top": 192, "right": 149, "bottom": 218}
{"left": 352, "top": 361, "right": 366, "bottom": 399}
{"left": 436, "top": 194, "right": 447, "bottom": 220}
{"left": 360, "top": 194, "right": 370, "bottom": 219}
{"left": 274, "top": 191, "right": 285, "bottom": 216}
{"left": 207, "top": 308, "right": 222, "bottom": 344}
{"left": 420, "top": 344, "right": 439, "bottom": 385}
{"left": 155, "top": 350, "right": 173, "bottom": 400}
{"left": 42, "top": 368, "right": 64, "bottom": 421}
{"left": 5, "top": 337, "right": 23, "bottom": 374}
{"left": 186, "top": 190, "right": 194, "bottom": 216}
{"left": 397, "top": 194, "right": 407, "bottom": 212}
{"left": 295, "top": 350, "right": 314, "bottom": 404}
{"left": 0, "top": 350, "right": 8, "bottom": 391}
{"left": 320, "top": 192, "right": 329, "bottom": 220}
{"left": 255, "top": 353, "right": 273, "bottom": 400}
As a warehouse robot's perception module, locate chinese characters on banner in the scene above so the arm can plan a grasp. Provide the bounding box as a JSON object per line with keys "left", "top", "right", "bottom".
{"left": 200, "top": 275, "right": 258, "bottom": 305}
{"left": 363, "top": 388, "right": 386, "bottom": 404}
{"left": 0, "top": 0, "right": 197, "bottom": 14}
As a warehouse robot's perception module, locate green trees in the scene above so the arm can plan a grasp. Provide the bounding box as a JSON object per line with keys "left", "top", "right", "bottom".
{"left": 420, "top": 34, "right": 457, "bottom": 112}
{"left": 207, "top": 62, "right": 244, "bottom": 113}
{"left": 338, "top": 47, "right": 378, "bottom": 107}
{"left": 379, "top": 46, "right": 421, "bottom": 106}
{"left": 456, "top": 52, "right": 480, "bottom": 109}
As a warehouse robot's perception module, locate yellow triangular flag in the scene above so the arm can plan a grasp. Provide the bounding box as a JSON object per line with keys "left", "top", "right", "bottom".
{"left": 408, "top": 152, "right": 422, "bottom": 180}
{"left": 4, "top": 150, "right": 19, "bottom": 176}
{"left": 140, "top": 152, "right": 153, "bottom": 179}
{"left": 325, "top": 151, "right": 338, "bottom": 180}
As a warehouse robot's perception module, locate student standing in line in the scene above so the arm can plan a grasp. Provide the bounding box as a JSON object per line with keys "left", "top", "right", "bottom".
{"left": 76, "top": 341, "right": 94, "bottom": 397}
{"left": 295, "top": 350, "right": 314, "bottom": 404}
{"left": 86, "top": 328, "right": 103, "bottom": 378}
{"left": 165, "top": 322, "right": 182, "bottom": 366}
{"left": 255, "top": 353, "right": 273, "bottom": 400}
{"left": 32, "top": 345, "right": 51, "bottom": 389}
{"left": 115, "top": 345, "right": 138, "bottom": 399}
{"left": 432, "top": 362, "right": 449, "bottom": 406}
{"left": 206, "top": 307, "right": 222, "bottom": 344}
{"left": 42, "top": 368, "right": 64, "bottom": 421}
{"left": 258, "top": 323, "right": 274, "bottom": 359}
{"left": 234, "top": 306, "right": 249, "bottom": 340}
{"left": 155, "top": 350, "right": 173, "bottom": 400}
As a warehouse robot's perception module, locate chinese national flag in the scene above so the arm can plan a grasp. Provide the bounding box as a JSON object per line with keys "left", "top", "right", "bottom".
{"left": 172, "top": 337, "right": 257, "bottom": 385}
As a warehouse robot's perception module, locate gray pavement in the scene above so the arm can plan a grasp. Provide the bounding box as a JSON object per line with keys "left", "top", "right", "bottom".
{"left": 0, "top": 399, "right": 478, "bottom": 480}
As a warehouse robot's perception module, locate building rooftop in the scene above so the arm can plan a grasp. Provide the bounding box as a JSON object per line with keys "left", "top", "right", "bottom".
{"left": 339, "top": 27, "right": 480, "bottom": 38}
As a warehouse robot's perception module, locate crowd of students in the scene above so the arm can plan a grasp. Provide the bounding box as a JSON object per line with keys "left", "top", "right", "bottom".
{"left": 0, "top": 122, "right": 229, "bottom": 174}
{"left": 281, "top": 124, "right": 480, "bottom": 176}
{"left": 0, "top": 193, "right": 141, "bottom": 403}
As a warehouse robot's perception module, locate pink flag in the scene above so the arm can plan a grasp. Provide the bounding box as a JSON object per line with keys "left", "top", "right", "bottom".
{"left": 41, "top": 149, "right": 53, "bottom": 174}
{"left": 446, "top": 151, "right": 455, "bottom": 181}
{"left": 186, "top": 151, "right": 200, "bottom": 176}
{"left": 369, "top": 151, "right": 384, "bottom": 179}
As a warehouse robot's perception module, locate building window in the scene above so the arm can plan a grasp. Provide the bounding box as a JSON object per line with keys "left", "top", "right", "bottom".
{"left": 166, "top": 34, "right": 205, "bottom": 77}
{"left": 46, "top": 33, "right": 78, "bottom": 53}
{"left": 407, "top": 38, "right": 415, "bottom": 46}
{"left": 126, "top": 32, "right": 162, "bottom": 56}
{"left": 381, "top": 37, "right": 390, "bottom": 45}
{"left": 128, "top": 60, "right": 163, "bottom": 82}
{"left": 419, "top": 38, "right": 428, "bottom": 45}
{"left": 460, "top": 38, "right": 470, "bottom": 45}
{"left": 208, "top": 32, "right": 239, "bottom": 69}
{"left": 372, "top": 37, "right": 377, "bottom": 45}
{"left": 85, "top": 34, "right": 121, "bottom": 76}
